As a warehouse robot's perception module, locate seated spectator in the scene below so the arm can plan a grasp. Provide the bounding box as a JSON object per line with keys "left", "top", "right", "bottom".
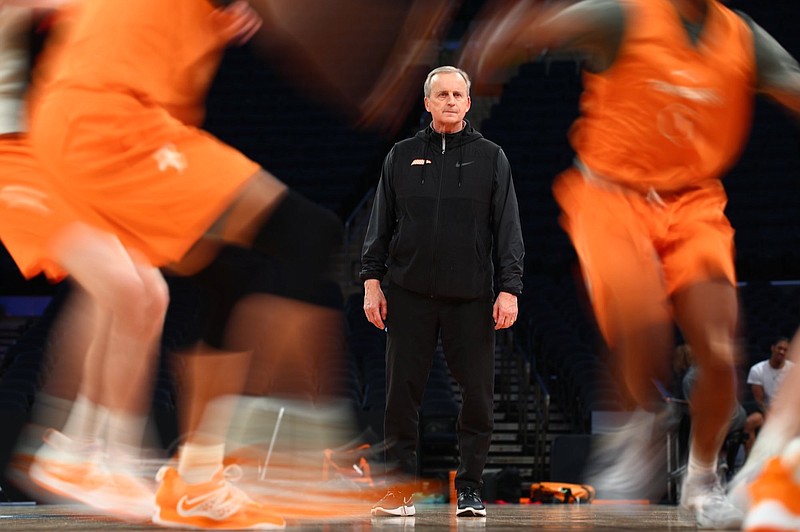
{"left": 745, "top": 337, "right": 794, "bottom": 452}
{"left": 672, "top": 343, "right": 694, "bottom": 399}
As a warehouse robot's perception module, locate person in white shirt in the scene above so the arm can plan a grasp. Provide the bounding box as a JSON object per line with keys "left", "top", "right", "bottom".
{"left": 747, "top": 337, "right": 793, "bottom": 414}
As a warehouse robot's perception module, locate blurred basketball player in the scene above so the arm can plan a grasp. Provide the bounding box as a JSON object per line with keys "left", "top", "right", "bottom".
{"left": 245, "top": 0, "right": 458, "bottom": 135}
{"left": 28, "top": 0, "right": 458, "bottom": 527}
{"left": 460, "top": 0, "right": 800, "bottom": 528}
{"left": 1, "top": 1, "right": 167, "bottom": 520}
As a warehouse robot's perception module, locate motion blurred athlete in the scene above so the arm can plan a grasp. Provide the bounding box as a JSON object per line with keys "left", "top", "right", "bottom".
{"left": 29, "top": 0, "right": 342, "bottom": 528}
{"left": 460, "top": 0, "right": 800, "bottom": 528}
{"left": 1, "top": 1, "right": 167, "bottom": 520}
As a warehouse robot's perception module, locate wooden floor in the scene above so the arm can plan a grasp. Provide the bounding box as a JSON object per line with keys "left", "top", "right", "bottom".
{"left": 0, "top": 502, "right": 707, "bottom": 530}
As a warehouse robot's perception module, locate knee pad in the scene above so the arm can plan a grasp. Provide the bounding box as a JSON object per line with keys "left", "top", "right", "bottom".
{"left": 182, "top": 249, "right": 249, "bottom": 351}
{"left": 251, "top": 191, "right": 343, "bottom": 280}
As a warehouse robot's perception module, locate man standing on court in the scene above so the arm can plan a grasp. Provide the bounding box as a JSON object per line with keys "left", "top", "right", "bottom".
{"left": 361, "top": 66, "right": 524, "bottom": 518}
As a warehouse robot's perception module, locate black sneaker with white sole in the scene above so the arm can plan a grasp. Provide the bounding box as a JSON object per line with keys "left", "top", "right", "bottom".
{"left": 456, "top": 487, "right": 486, "bottom": 517}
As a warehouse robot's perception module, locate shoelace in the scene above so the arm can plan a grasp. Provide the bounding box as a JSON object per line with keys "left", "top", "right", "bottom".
{"left": 381, "top": 490, "right": 409, "bottom": 504}
{"left": 180, "top": 464, "right": 256, "bottom": 520}
{"left": 694, "top": 480, "right": 740, "bottom": 520}
{"left": 701, "top": 481, "right": 728, "bottom": 505}
{"left": 156, "top": 464, "right": 255, "bottom": 520}
{"left": 459, "top": 487, "right": 479, "bottom": 502}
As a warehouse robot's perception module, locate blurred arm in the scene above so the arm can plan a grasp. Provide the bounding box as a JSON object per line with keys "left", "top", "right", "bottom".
{"left": 751, "top": 383, "right": 767, "bottom": 413}
{"left": 461, "top": 0, "right": 624, "bottom": 90}
{"left": 208, "top": 0, "right": 262, "bottom": 46}
{"left": 521, "top": 0, "right": 624, "bottom": 71}
{"left": 0, "top": 0, "right": 69, "bottom": 6}
{"left": 742, "top": 14, "right": 800, "bottom": 116}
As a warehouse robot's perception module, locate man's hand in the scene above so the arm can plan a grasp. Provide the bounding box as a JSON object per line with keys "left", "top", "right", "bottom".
{"left": 210, "top": 0, "right": 262, "bottom": 46}
{"left": 493, "top": 291, "right": 518, "bottom": 330}
{"left": 363, "top": 279, "right": 388, "bottom": 330}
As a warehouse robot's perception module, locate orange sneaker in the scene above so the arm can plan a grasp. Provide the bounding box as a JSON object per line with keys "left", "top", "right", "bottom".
{"left": 29, "top": 447, "right": 105, "bottom": 499}
{"left": 743, "top": 439, "right": 800, "bottom": 532}
{"left": 154, "top": 465, "right": 285, "bottom": 529}
{"left": 29, "top": 430, "right": 153, "bottom": 520}
{"left": 371, "top": 488, "right": 415, "bottom": 517}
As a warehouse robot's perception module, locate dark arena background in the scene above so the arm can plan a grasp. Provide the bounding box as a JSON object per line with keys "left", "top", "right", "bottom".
{"left": 1, "top": 1, "right": 799, "bottom": 530}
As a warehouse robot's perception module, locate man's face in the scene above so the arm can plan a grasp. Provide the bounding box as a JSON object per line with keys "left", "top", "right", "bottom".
{"left": 770, "top": 340, "right": 789, "bottom": 366}
{"left": 424, "top": 72, "right": 471, "bottom": 133}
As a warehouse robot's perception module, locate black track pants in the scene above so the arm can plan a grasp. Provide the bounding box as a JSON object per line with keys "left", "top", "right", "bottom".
{"left": 384, "top": 284, "right": 495, "bottom": 490}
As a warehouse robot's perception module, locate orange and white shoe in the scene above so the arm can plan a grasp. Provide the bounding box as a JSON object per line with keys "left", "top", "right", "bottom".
{"left": 154, "top": 465, "right": 285, "bottom": 530}
{"left": 29, "top": 439, "right": 104, "bottom": 499}
{"left": 29, "top": 429, "right": 154, "bottom": 520}
{"left": 743, "top": 439, "right": 800, "bottom": 532}
{"left": 371, "top": 488, "right": 415, "bottom": 517}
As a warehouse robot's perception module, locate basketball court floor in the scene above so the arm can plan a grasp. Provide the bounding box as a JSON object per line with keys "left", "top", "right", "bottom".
{"left": 0, "top": 502, "right": 706, "bottom": 530}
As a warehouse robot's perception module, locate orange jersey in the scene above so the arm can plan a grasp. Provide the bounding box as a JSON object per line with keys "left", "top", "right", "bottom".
{"left": 570, "top": 0, "right": 757, "bottom": 192}
{"left": 29, "top": 0, "right": 262, "bottom": 268}
{"left": 41, "top": 0, "right": 235, "bottom": 126}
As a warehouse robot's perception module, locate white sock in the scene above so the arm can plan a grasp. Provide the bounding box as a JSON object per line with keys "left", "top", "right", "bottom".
{"left": 61, "top": 395, "right": 103, "bottom": 443}
{"left": 105, "top": 410, "right": 148, "bottom": 471}
{"left": 177, "top": 443, "right": 225, "bottom": 484}
{"left": 92, "top": 404, "right": 109, "bottom": 441}
{"left": 106, "top": 410, "right": 147, "bottom": 449}
{"left": 686, "top": 447, "right": 716, "bottom": 482}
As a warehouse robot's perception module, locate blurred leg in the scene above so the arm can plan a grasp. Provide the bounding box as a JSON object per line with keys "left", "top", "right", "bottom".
{"left": 555, "top": 171, "right": 674, "bottom": 407}
{"left": 673, "top": 280, "right": 739, "bottom": 473}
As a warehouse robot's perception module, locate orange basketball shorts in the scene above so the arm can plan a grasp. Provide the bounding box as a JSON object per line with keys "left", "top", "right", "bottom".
{"left": 0, "top": 134, "right": 86, "bottom": 281}
{"left": 552, "top": 167, "right": 736, "bottom": 346}
{"left": 31, "top": 89, "right": 261, "bottom": 267}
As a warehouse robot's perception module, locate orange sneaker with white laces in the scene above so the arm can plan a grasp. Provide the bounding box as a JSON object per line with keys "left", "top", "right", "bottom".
{"left": 153, "top": 465, "right": 285, "bottom": 530}
{"left": 744, "top": 439, "right": 800, "bottom": 532}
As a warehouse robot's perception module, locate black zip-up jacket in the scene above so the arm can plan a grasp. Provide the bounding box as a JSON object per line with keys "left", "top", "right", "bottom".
{"left": 360, "top": 121, "right": 524, "bottom": 300}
